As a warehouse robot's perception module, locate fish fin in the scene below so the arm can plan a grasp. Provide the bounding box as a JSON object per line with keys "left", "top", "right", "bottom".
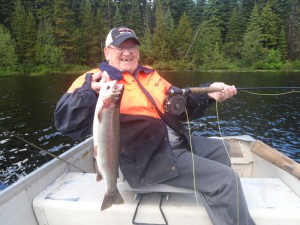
{"left": 96, "top": 172, "right": 102, "bottom": 182}
{"left": 93, "top": 145, "right": 97, "bottom": 158}
{"left": 101, "top": 189, "right": 124, "bottom": 211}
{"left": 95, "top": 166, "right": 103, "bottom": 182}
{"left": 93, "top": 158, "right": 103, "bottom": 182}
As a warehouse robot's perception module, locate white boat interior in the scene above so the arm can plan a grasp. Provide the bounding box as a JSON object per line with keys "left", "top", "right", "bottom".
{"left": 1, "top": 135, "right": 300, "bottom": 225}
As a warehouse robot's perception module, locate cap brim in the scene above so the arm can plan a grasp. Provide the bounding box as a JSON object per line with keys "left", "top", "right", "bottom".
{"left": 113, "top": 36, "right": 140, "bottom": 46}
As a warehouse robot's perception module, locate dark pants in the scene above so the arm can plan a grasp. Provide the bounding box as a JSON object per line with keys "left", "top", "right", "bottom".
{"left": 162, "top": 136, "right": 256, "bottom": 225}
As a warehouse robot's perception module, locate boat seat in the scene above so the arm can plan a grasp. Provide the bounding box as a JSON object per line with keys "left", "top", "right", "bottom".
{"left": 117, "top": 168, "right": 194, "bottom": 194}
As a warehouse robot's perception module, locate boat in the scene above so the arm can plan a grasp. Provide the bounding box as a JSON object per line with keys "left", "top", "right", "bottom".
{"left": 1, "top": 135, "right": 300, "bottom": 225}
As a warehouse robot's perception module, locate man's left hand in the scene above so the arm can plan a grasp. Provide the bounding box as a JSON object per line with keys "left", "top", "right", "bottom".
{"left": 208, "top": 82, "right": 237, "bottom": 102}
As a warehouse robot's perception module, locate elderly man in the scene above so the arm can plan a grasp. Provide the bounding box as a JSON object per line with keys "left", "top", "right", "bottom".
{"left": 54, "top": 26, "right": 255, "bottom": 225}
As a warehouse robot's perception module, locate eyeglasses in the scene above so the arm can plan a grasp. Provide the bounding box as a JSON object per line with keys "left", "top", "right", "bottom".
{"left": 108, "top": 45, "right": 139, "bottom": 54}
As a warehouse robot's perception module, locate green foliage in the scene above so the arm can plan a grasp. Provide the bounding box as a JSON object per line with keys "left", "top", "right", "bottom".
{"left": 23, "top": 11, "right": 37, "bottom": 65}
{"left": 286, "top": 1, "right": 300, "bottom": 60}
{"left": 127, "top": 0, "right": 143, "bottom": 36}
{"left": 278, "top": 26, "right": 287, "bottom": 60}
{"left": 241, "top": 5, "right": 263, "bottom": 66}
{"left": 193, "top": 20, "right": 222, "bottom": 67}
{"left": 255, "top": 49, "right": 283, "bottom": 70}
{"left": 260, "top": 2, "right": 277, "bottom": 49}
{"left": 174, "top": 12, "right": 193, "bottom": 59}
{"left": 0, "top": 25, "right": 18, "bottom": 69}
{"left": 35, "top": 21, "right": 64, "bottom": 68}
{"left": 1, "top": 0, "right": 300, "bottom": 73}
{"left": 53, "top": 0, "right": 76, "bottom": 63}
{"left": 75, "top": 0, "right": 102, "bottom": 66}
{"left": 139, "top": 26, "right": 153, "bottom": 65}
{"left": 281, "top": 60, "right": 300, "bottom": 70}
{"left": 10, "top": 0, "right": 27, "bottom": 63}
{"left": 114, "top": 6, "right": 123, "bottom": 27}
{"left": 223, "top": 7, "right": 244, "bottom": 60}
{"left": 152, "top": 3, "right": 174, "bottom": 61}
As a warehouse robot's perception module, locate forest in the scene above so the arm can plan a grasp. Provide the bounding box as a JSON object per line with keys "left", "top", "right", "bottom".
{"left": 0, "top": 0, "right": 300, "bottom": 74}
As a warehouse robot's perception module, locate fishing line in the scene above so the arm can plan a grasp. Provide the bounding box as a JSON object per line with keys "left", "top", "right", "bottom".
{"left": 212, "top": 88, "right": 299, "bottom": 224}
{"left": 0, "top": 127, "right": 87, "bottom": 173}
{"left": 239, "top": 89, "right": 300, "bottom": 96}
{"left": 215, "top": 102, "right": 240, "bottom": 225}
{"left": 184, "top": 105, "right": 240, "bottom": 224}
{"left": 184, "top": 108, "right": 201, "bottom": 208}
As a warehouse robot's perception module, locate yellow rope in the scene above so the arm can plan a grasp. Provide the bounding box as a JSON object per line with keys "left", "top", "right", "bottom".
{"left": 185, "top": 108, "right": 201, "bottom": 208}
{"left": 184, "top": 89, "right": 298, "bottom": 224}
{"left": 215, "top": 102, "right": 240, "bottom": 225}
{"left": 240, "top": 89, "right": 300, "bottom": 96}
{"left": 216, "top": 88, "right": 300, "bottom": 224}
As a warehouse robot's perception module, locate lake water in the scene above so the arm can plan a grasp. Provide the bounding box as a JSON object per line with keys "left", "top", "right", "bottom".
{"left": 0, "top": 71, "right": 299, "bottom": 190}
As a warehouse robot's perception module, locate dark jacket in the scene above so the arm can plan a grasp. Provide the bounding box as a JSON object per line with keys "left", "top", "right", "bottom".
{"left": 54, "top": 62, "right": 215, "bottom": 188}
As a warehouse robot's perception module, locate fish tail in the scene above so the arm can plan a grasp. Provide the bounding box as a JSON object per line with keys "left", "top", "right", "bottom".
{"left": 101, "top": 189, "right": 124, "bottom": 211}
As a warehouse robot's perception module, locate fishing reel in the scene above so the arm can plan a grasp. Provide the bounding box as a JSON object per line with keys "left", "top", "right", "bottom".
{"left": 164, "top": 87, "right": 187, "bottom": 117}
{"left": 164, "top": 85, "right": 223, "bottom": 116}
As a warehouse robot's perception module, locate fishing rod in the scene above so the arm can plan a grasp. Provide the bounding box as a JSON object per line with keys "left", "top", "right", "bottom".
{"left": 168, "top": 86, "right": 300, "bottom": 95}
{"left": 0, "top": 127, "right": 87, "bottom": 173}
{"left": 165, "top": 86, "right": 300, "bottom": 116}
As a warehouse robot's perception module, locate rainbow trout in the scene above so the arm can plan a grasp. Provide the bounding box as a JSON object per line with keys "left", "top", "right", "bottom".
{"left": 93, "top": 80, "right": 124, "bottom": 211}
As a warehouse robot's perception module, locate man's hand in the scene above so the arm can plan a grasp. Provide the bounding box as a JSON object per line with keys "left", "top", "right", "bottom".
{"left": 208, "top": 82, "right": 237, "bottom": 102}
{"left": 91, "top": 71, "right": 112, "bottom": 93}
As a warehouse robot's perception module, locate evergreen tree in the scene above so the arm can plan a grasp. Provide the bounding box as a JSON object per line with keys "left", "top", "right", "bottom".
{"left": 127, "top": 0, "right": 143, "bottom": 36}
{"left": 164, "top": 7, "right": 175, "bottom": 56}
{"left": 193, "top": 20, "right": 223, "bottom": 68}
{"left": 260, "top": 2, "right": 277, "bottom": 49}
{"left": 95, "top": 8, "right": 108, "bottom": 61}
{"left": 278, "top": 25, "right": 287, "bottom": 60}
{"left": 0, "top": 25, "right": 18, "bottom": 69}
{"left": 115, "top": 0, "right": 129, "bottom": 26}
{"left": 274, "top": 0, "right": 293, "bottom": 28}
{"left": 224, "top": 6, "right": 244, "bottom": 60}
{"left": 53, "top": 0, "right": 76, "bottom": 63}
{"left": 0, "top": 0, "right": 15, "bottom": 26}
{"left": 242, "top": 5, "right": 263, "bottom": 66}
{"left": 114, "top": 5, "right": 123, "bottom": 27}
{"left": 141, "top": 0, "right": 153, "bottom": 31}
{"left": 194, "top": 0, "right": 206, "bottom": 25}
{"left": 185, "top": 0, "right": 197, "bottom": 29}
{"left": 35, "top": 21, "right": 64, "bottom": 68}
{"left": 174, "top": 12, "right": 193, "bottom": 59}
{"left": 168, "top": 0, "right": 185, "bottom": 25}
{"left": 287, "top": 1, "right": 300, "bottom": 60}
{"left": 152, "top": 2, "right": 172, "bottom": 60}
{"left": 139, "top": 25, "right": 153, "bottom": 64}
{"left": 240, "top": 0, "right": 255, "bottom": 24}
{"left": 23, "top": 11, "right": 37, "bottom": 65}
{"left": 78, "top": 0, "right": 99, "bottom": 65}
{"left": 35, "top": 0, "right": 53, "bottom": 25}
{"left": 203, "top": 0, "right": 225, "bottom": 35}
{"left": 10, "top": 0, "right": 27, "bottom": 64}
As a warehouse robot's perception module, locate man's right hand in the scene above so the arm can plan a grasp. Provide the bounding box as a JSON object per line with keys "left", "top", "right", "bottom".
{"left": 91, "top": 71, "right": 112, "bottom": 93}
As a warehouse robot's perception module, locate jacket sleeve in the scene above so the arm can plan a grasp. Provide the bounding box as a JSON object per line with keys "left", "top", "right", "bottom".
{"left": 186, "top": 82, "right": 216, "bottom": 120}
{"left": 169, "top": 82, "right": 215, "bottom": 121}
{"left": 54, "top": 73, "right": 97, "bottom": 140}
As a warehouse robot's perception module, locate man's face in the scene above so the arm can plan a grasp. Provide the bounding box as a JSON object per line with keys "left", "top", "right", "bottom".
{"left": 104, "top": 39, "right": 139, "bottom": 74}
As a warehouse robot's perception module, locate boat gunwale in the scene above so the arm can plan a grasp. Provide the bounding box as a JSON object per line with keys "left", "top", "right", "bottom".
{"left": 0, "top": 137, "right": 93, "bottom": 204}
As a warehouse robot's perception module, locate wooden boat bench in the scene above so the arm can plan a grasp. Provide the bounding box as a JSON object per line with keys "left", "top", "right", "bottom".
{"left": 33, "top": 172, "right": 300, "bottom": 225}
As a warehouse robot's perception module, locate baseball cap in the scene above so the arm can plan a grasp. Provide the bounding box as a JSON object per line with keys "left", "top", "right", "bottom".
{"left": 105, "top": 26, "right": 140, "bottom": 47}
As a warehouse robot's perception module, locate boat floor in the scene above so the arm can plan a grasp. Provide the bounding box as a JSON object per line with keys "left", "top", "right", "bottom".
{"left": 33, "top": 172, "right": 300, "bottom": 225}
